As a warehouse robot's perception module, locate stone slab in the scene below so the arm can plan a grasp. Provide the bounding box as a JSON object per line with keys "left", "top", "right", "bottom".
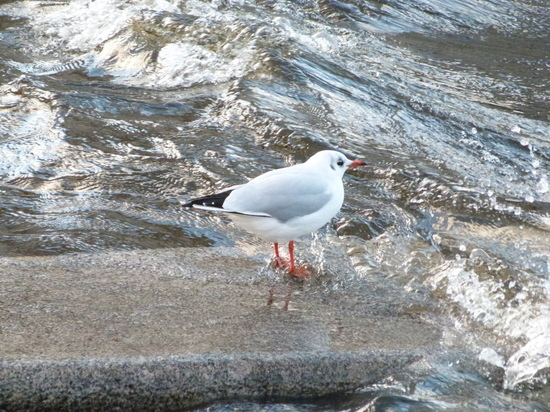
{"left": 0, "top": 247, "right": 443, "bottom": 410}
{"left": 1, "top": 352, "right": 419, "bottom": 411}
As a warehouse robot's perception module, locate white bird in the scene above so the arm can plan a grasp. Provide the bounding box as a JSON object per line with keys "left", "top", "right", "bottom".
{"left": 182, "top": 150, "right": 366, "bottom": 278}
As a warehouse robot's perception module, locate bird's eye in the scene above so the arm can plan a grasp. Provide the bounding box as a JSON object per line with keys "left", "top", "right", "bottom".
{"left": 337, "top": 159, "right": 344, "bottom": 166}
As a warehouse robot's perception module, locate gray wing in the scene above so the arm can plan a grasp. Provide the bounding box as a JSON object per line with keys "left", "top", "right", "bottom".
{"left": 223, "top": 171, "right": 332, "bottom": 222}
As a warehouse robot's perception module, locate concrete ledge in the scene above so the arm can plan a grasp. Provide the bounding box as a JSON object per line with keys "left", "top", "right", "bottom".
{"left": 0, "top": 247, "right": 443, "bottom": 410}
{"left": 1, "top": 351, "right": 418, "bottom": 411}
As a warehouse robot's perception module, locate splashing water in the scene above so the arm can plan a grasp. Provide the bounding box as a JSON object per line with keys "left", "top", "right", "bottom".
{"left": 1, "top": 0, "right": 550, "bottom": 408}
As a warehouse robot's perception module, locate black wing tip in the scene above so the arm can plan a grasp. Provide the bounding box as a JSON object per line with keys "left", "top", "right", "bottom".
{"left": 181, "top": 189, "right": 234, "bottom": 209}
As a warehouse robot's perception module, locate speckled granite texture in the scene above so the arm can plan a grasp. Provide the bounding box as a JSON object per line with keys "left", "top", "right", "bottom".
{"left": 1, "top": 352, "right": 418, "bottom": 411}
{"left": 0, "top": 247, "right": 443, "bottom": 410}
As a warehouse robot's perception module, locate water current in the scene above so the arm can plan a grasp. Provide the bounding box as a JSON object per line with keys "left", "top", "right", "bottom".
{"left": 1, "top": 0, "right": 549, "bottom": 410}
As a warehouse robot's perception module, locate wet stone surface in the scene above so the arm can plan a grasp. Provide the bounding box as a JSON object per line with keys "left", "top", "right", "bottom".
{"left": 1, "top": 246, "right": 444, "bottom": 410}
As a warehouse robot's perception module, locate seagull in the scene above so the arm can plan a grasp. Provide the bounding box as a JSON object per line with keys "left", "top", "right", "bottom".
{"left": 182, "top": 150, "right": 366, "bottom": 278}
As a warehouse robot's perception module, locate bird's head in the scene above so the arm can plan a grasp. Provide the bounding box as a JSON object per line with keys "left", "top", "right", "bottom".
{"left": 306, "top": 150, "right": 366, "bottom": 177}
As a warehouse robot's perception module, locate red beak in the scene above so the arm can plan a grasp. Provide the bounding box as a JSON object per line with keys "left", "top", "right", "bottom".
{"left": 347, "top": 159, "right": 366, "bottom": 168}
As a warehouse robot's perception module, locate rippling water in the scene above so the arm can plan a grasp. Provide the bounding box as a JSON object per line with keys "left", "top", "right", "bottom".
{"left": 1, "top": 0, "right": 549, "bottom": 409}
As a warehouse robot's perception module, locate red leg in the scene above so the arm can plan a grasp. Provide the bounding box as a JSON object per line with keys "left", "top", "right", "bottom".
{"left": 287, "top": 241, "right": 311, "bottom": 279}
{"left": 272, "top": 241, "right": 310, "bottom": 278}
{"left": 288, "top": 240, "right": 296, "bottom": 273}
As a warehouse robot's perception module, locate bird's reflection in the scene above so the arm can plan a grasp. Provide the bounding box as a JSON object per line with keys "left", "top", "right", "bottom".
{"left": 267, "top": 283, "right": 293, "bottom": 311}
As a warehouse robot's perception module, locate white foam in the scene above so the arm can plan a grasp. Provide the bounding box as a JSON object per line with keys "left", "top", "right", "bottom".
{"left": 149, "top": 136, "right": 182, "bottom": 159}
{"left": 537, "top": 175, "right": 549, "bottom": 195}
{"left": 505, "top": 331, "right": 550, "bottom": 388}
{"left": 6, "top": 0, "right": 257, "bottom": 88}
{"left": 0, "top": 96, "right": 68, "bottom": 179}
{"left": 478, "top": 347, "right": 505, "bottom": 368}
{"left": 30, "top": 0, "right": 180, "bottom": 51}
{"left": 134, "top": 41, "right": 253, "bottom": 88}
{"left": 428, "top": 259, "right": 550, "bottom": 389}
